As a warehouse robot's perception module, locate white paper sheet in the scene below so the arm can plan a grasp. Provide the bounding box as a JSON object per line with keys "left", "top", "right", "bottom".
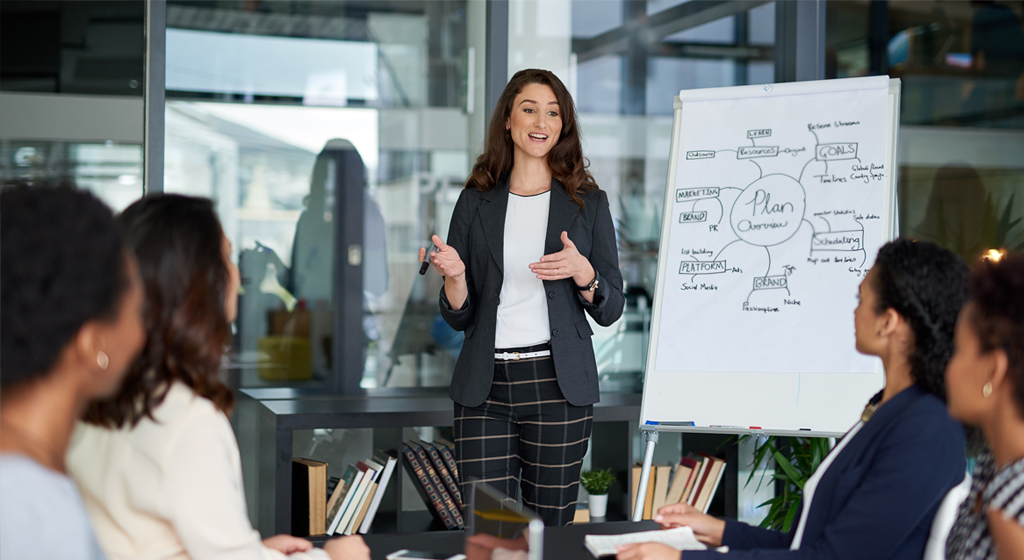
{"left": 654, "top": 79, "right": 891, "bottom": 375}
{"left": 584, "top": 527, "right": 710, "bottom": 557}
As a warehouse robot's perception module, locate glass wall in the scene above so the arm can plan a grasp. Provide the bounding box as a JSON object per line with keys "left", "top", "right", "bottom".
{"left": 827, "top": 0, "right": 1024, "bottom": 263}
{"left": 166, "top": 0, "right": 784, "bottom": 395}
{"left": 7, "top": 0, "right": 1019, "bottom": 398}
{"left": 163, "top": 0, "right": 478, "bottom": 391}
{"left": 567, "top": 0, "right": 778, "bottom": 393}
{"left": 0, "top": 0, "right": 146, "bottom": 210}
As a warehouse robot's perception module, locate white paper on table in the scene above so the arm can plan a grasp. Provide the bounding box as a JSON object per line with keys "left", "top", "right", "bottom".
{"left": 584, "top": 527, "right": 727, "bottom": 557}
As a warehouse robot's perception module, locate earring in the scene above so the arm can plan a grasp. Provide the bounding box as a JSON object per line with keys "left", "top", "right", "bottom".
{"left": 983, "top": 382, "right": 993, "bottom": 398}
{"left": 506, "top": 124, "right": 510, "bottom": 130}
{"left": 97, "top": 351, "right": 109, "bottom": 370}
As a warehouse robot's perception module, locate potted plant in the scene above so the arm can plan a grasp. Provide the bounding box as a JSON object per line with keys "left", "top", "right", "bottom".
{"left": 580, "top": 469, "right": 615, "bottom": 518}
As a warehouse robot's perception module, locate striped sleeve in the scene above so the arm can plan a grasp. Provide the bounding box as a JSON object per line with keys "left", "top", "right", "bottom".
{"left": 987, "top": 460, "right": 1024, "bottom": 526}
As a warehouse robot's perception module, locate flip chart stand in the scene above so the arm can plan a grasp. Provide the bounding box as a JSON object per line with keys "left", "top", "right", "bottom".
{"left": 631, "top": 76, "right": 901, "bottom": 522}
{"left": 632, "top": 426, "right": 660, "bottom": 522}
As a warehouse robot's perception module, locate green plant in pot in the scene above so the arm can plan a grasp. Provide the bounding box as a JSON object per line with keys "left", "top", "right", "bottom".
{"left": 580, "top": 469, "right": 616, "bottom": 518}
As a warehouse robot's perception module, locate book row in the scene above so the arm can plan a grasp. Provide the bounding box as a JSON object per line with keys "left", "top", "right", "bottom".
{"left": 291, "top": 438, "right": 464, "bottom": 536}
{"left": 630, "top": 453, "right": 726, "bottom": 519}
{"left": 292, "top": 450, "right": 398, "bottom": 537}
{"left": 401, "top": 439, "right": 464, "bottom": 530}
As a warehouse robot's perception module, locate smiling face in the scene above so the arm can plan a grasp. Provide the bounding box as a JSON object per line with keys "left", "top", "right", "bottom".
{"left": 506, "top": 82, "right": 562, "bottom": 165}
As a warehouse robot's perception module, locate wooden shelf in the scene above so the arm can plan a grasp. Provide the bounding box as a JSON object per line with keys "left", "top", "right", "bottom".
{"left": 238, "top": 390, "right": 641, "bottom": 536}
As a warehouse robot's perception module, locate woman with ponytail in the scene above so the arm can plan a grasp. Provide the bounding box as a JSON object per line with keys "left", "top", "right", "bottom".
{"left": 619, "top": 239, "right": 970, "bottom": 560}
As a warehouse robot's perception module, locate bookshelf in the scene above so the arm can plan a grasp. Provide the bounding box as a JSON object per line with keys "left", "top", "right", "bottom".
{"left": 237, "top": 388, "right": 641, "bottom": 536}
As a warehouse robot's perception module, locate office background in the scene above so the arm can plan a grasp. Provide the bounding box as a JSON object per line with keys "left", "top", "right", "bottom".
{"left": 2, "top": 0, "right": 1022, "bottom": 531}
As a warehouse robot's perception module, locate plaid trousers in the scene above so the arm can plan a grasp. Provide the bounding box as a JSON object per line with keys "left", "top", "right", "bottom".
{"left": 454, "top": 343, "right": 594, "bottom": 526}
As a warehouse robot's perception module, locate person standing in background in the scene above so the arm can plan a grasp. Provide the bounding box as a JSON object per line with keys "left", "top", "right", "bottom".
{"left": 420, "top": 68, "right": 625, "bottom": 526}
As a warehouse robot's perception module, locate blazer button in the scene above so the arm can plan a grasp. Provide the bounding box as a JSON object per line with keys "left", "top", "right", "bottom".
{"left": 552, "top": 328, "right": 559, "bottom": 337}
{"left": 547, "top": 291, "right": 555, "bottom": 299}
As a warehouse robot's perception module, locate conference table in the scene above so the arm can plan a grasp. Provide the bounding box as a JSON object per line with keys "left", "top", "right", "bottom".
{"left": 362, "top": 520, "right": 662, "bottom": 560}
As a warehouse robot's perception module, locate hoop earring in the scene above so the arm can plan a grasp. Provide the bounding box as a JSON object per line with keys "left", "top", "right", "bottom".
{"left": 983, "top": 382, "right": 993, "bottom": 398}
{"left": 97, "top": 351, "right": 109, "bottom": 370}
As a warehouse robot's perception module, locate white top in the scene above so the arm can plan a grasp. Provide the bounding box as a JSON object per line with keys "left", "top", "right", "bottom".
{"left": 0, "top": 454, "right": 107, "bottom": 560}
{"left": 67, "top": 382, "right": 330, "bottom": 560}
{"left": 495, "top": 191, "right": 552, "bottom": 349}
{"left": 790, "top": 421, "right": 865, "bottom": 550}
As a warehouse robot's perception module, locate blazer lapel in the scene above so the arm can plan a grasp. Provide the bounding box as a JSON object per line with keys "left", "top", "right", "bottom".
{"left": 798, "top": 385, "right": 923, "bottom": 540}
{"left": 840, "top": 386, "right": 922, "bottom": 460}
{"left": 545, "top": 179, "right": 581, "bottom": 256}
{"left": 814, "top": 386, "right": 923, "bottom": 492}
{"left": 478, "top": 176, "right": 510, "bottom": 274}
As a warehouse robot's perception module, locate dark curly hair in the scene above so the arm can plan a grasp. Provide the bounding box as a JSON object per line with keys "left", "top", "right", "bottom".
{"left": 466, "top": 68, "right": 598, "bottom": 207}
{"left": 872, "top": 238, "right": 969, "bottom": 401}
{"left": 84, "top": 194, "right": 233, "bottom": 427}
{"left": 966, "top": 251, "right": 1024, "bottom": 415}
{"left": 1, "top": 183, "right": 128, "bottom": 387}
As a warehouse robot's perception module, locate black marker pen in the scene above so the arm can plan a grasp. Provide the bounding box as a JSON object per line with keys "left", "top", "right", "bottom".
{"left": 419, "top": 242, "right": 437, "bottom": 275}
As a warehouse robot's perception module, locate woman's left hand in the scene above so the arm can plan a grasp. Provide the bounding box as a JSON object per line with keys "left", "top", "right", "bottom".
{"left": 530, "top": 231, "right": 595, "bottom": 287}
{"left": 262, "top": 534, "right": 314, "bottom": 554}
{"left": 615, "top": 543, "right": 681, "bottom": 560}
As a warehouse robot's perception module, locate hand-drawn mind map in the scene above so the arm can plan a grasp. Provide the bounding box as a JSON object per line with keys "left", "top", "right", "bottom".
{"left": 654, "top": 87, "right": 891, "bottom": 375}
{"left": 677, "top": 131, "right": 880, "bottom": 302}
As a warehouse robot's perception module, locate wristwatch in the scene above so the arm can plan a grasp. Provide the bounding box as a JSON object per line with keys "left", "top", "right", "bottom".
{"left": 577, "top": 275, "right": 599, "bottom": 292}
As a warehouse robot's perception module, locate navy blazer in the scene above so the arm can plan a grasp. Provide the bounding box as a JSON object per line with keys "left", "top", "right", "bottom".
{"left": 686, "top": 385, "right": 966, "bottom": 560}
{"left": 438, "top": 177, "right": 625, "bottom": 408}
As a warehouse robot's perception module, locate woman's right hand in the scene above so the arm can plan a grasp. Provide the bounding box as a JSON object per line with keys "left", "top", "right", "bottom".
{"left": 419, "top": 234, "right": 465, "bottom": 280}
{"left": 654, "top": 502, "right": 726, "bottom": 547}
{"left": 323, "top": 535, "right": 371, "bottom": 560}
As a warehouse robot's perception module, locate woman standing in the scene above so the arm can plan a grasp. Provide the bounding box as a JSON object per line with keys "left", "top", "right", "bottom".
{"left": 420, "top": 69, "right": 624, "bottom": 526}
{"left": 945, "top": 251, "right": 1024, "bottom": 559}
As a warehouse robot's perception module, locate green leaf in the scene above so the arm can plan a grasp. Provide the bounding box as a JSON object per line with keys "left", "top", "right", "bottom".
{"left": 579, "top": 469, "right": 615, "bottom": 494}
{"left": 781, "top": 501, "right": 800, "bottom": 532}
{"left": 814, "top": 439, "right": 831, "bottom": 469}
{"left": 771, "top": 448, "right": 805, "bottom": 489}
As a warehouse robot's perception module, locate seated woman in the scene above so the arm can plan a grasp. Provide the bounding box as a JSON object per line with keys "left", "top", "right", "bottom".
{"left": 945, "top": 251, "right": 1024, "bottom": 559}
{"left": 617, "top": 239, "right": 970, "bottom": 560}
{"left": 0, "top": 184, "right": 146, "bottom": 559}
{"left": 68, "top": 194, "right": 369, "bottom": 560}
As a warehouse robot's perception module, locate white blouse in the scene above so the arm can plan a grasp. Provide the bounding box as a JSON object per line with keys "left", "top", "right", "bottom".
{"left": 68, "top": 382, "right": 330, "bottom": 560}
{"left": 495, "top": 191, "right": 552, "bottom": 349}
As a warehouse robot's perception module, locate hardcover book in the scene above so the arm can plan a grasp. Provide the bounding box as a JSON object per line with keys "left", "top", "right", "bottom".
{"left": 402, "top": 444, "right": 457, "bottom": 530}
{"left": 292, "top": 458, "right": 327, "bottom": 536}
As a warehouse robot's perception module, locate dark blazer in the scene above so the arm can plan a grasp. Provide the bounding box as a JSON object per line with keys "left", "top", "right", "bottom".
{"left": 686, "top": 384, "right": 966, "bottom": 560}
{"left": 438, "top": 176, "right": 624, "bottom": 408}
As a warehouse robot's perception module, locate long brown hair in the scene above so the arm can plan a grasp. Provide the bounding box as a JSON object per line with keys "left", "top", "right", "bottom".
{"left": 84, "top": 195, "right": 234, "bottom": 428}
{"left": 466, "top": 68, "right": 597, "bottom": 207}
